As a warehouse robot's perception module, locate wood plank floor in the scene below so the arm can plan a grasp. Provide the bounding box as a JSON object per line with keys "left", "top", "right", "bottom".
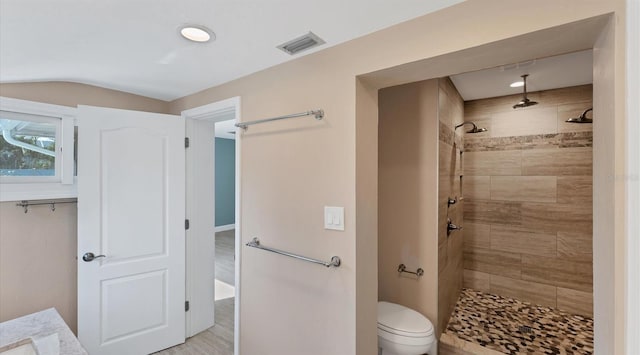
{"left": 154, "top": 230, "right": 235, "bottom": 355}
{"left": 215, "top": 230, "right": 235, "bottom": 286}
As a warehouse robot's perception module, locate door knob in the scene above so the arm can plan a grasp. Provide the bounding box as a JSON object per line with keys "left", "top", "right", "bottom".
{"left": 82, "top": 252, "right": 106, "bottom": 262}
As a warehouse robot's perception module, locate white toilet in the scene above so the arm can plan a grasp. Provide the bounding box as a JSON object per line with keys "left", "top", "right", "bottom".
{"left": 377, "top": 301, "right": 436, "bottom": 355}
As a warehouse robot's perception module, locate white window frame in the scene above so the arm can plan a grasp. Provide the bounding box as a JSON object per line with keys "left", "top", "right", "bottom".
{"left": 0, "top": 97, "right": 77, "bottom": 202}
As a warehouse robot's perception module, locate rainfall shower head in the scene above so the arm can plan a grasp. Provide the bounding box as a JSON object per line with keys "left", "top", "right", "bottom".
{"left": 455, "top": 121, "right": 488, "bottom": 134}
{"left": 566, "top": 108, "right": 593, "bottom": 123}
{"left": 513, "top": 74, "right": 538, "bottom": 109}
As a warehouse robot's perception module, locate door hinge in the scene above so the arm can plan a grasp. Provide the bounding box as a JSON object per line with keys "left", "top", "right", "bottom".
{"left": 185, "top": 219, "right": 190, "bottom": 230}
{"left": 185, "top": 137, "right": 190, "bottom": 148}
{"left": 185, "top": 301, "right": 190, "bottom": 312}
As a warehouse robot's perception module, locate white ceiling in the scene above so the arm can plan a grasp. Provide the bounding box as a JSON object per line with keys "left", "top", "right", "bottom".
{"left": 450, "top": 50, "right": 593, "bottom": 101}
{"left": 0, "top": 0, "right": 464, "bottom": 101}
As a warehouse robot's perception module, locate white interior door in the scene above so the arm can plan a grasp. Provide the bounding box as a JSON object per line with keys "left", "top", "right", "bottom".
{"left": 77, "top": 105, "right": 185, "bottom": 355}
{"left": 185, "top": 118, "right": 215, "bottom": 336}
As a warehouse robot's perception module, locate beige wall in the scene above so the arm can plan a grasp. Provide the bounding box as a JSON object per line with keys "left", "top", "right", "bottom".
{"left": 0, "top": 0, "right": 627, "bottom": 353}
{"left": 437, "top": 78, "right": 464, "bottom": 334}
{"left": 167, "top": 3, "right": 625, "bottom": 352}
{"left": 378, "top": 77, "right": 464, "bottom": 341}
{"left": 0, "top": 203, "right": 78, "bottom": 331}
{"left": 0, "top": 82, "right": 170, "bottom": 113}
{"left": 592, "top": 19, "right": 620, "bottom": 354}
{"left": 462, "top": 85, "right": 594, "bottom": 317}
{"left": 169, "top": 2, "right": 625, "bottom": 353}
{"left": 378, "top": 79, "right": 439, "bottom": 333}
{"left": 0, "top": 82, "right": 169, "bottom": 334}
{"left": 355, "top": 78, "right": 379, "bottom": 355}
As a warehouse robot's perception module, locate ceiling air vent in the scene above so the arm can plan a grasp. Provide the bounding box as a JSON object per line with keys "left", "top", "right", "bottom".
{"left": 277, "top": 32, "right": 325, "bottom": 55}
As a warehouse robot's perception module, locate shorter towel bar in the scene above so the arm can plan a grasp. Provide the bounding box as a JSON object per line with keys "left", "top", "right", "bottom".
{"left": 245, "top": 237, "right": 341, "bottom": 268}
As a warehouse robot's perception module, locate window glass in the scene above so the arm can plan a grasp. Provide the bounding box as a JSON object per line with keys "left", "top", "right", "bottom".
{"left": 0, "top": 110, "right": 58, "bottom": 177}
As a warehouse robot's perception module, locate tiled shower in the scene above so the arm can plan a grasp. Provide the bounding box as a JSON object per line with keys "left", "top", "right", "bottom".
{"left": 377, "top": 76, "right": 594, "bottom": 355}
{"left": 461, "top": 84, "right": 593, "bottom": 317}
{"left": 442, "top": 84, "right": 594, "bottom": 354}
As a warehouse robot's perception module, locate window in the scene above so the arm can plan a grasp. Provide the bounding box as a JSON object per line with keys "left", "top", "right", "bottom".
{"left": 0, "top": 97, "right": 76, "bottom": 202}
{"left": 0, "top": 110, "right": 60, "bottom": 179}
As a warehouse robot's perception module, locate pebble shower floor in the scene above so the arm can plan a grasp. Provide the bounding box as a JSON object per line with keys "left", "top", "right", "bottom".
{"left": 445, "top": 288, "right": 594, "bottom": 355}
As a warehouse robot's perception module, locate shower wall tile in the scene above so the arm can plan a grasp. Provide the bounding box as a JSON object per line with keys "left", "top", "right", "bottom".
{"left": 465, "top": 92, "right": 542, "bottom": 117}
{"left": 558, "top": 132, "right": 593, "bottom": 148}
{"left": 538, "top": 85, "right": 592, "bottom": 106}
{"left": 464, "top": 86, "right": 590, "bottom": 120}
{"left": 490, "top": 176, "right": 557, "bottom": 203}
{"left": 521, "top": 255, "right": 592, "bottom": 292}
{"left": 462, "top": 84, "right": 593, "bottom": 316}
{"left": 463, "top": 150, "right": 522, "bottom": 175}
{"left": 439, "top": 239, "right": 449, "bottom": 274}
{"left": 465, "top": 91, "right": 587, "bottom": 118}
{"left": 462, "top": 176, "right": 490, "bottom": 200}
{"left": 440, "top": 120, "right": 455, "bottom": 145}
{"left": 557, "top": 231, "right": 593, "bottom": 260}
{"left": 464, "top": 134, "right": 558, "bottom": 152}
{"left": 439, "top": 77, "right": 465, "bottom": 131}
{"left": 490, "top": 225, "right": 556, "bottom": 257}
{"left": 463, "top": 222, "right": 491, "bottom": 249}
{"left": 463, "top": 200, "right": 522, "bottom": 226}
{"left": 557, "top": 287, "right": 594, "bottom": 317}
{"left": 490, "top": 107, "right": 558, "bottom": 138}
{"left": 522, "top": 147, "right": 592, "bottom": 175}
{"left": 438, "top": 77, "right": 465, "bottom": 337}
{"left": 440, "top": 141, "right": 459, "bottom": 176}
{"left": 463, "top": 247, "right": 521, "bottom": 279}
{"left": 520, "top": 203, "right": 592, "bottom": 234}
{"left": 557, "top": 176, "right": 592, "bottom": 203}
{"left": 463, "top": 270, "right": 491, "bottom": 292}
{"left": 489, "top": 275, "right": 557, "bottom": 308}
{"left": 439, "top": 206, "right": 449, "bottom": 246}
{"left": 463, "top": 132, "right": 592, "bottom": 152}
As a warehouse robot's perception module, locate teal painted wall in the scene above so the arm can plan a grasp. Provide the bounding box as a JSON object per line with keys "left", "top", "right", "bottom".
{"left": 215, "top": 138, "right": 235, "bottom": 226}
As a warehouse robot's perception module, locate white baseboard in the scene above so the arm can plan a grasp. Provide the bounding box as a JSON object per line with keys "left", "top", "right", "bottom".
{"left": 215, "top": 224, "right": 235, "bottom": 232}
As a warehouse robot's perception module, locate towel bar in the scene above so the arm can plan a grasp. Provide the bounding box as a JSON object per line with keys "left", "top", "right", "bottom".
{"left": 245, "top": 237, "right": 340, "bottom": 268}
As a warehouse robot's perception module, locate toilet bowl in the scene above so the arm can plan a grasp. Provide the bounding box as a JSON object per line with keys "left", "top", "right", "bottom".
{"left": 377, "top": 302, "right": 436, "bottom": 355}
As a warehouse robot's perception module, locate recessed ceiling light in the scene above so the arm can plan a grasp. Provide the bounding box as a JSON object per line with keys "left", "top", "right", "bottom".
{"left": 180, "top": 25, "right": 215, "bottom": 43}
{"left": 510, "top": 81, "right": 525, "bottom": 88}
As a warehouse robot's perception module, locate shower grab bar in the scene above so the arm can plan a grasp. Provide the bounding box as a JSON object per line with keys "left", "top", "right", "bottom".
{"left": 235, "top": 109, "right": 324, "bottom": 130}
{"left": 245, "top": 237, "right": 341, "bottom": 268}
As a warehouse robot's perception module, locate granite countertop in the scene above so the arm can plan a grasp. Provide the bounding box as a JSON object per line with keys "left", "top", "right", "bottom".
{"left": 0, "top": 308, "right": 87, "bottom": 355}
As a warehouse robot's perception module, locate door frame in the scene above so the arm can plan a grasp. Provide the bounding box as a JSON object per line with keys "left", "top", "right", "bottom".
{"left": 181, "top": 96, "right": 241, "bottom": 355}
{"left": 626, "top": 0, "right": 640, "bottom": 352}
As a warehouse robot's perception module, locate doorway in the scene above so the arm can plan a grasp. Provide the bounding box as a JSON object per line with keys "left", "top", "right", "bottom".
{"left": 155, "top": 97, "right": 241, "bottom": 355}
{"left": 212, "top": 117, "right": 237, "bottom": 351}
{"left": 213, "top": 117, "right": 237, "bottom": 306}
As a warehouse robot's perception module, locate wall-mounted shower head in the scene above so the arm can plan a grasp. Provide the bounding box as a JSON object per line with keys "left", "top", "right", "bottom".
{"left": 566, "top": 108, "right": 593, "bottom": 123}
{"left": 455, "top": 121, "right": 488, "bottom": 134}
{"left": 513, "top": 74, "right": 538, "bottom": 109}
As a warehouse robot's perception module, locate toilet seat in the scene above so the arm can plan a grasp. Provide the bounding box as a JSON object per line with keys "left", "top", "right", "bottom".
{"left": 377, "top": 301, "right": 434, "bottom": 346}
{"left": 378, "top": 327, "right": 433, "bottom": 347}
{"left": 378, "top": 323, "right": 433, "bottom": 338}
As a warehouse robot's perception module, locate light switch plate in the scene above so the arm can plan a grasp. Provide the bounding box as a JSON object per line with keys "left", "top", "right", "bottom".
{"left": 324, "top": 206, "right": 344, "bottom": 231}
